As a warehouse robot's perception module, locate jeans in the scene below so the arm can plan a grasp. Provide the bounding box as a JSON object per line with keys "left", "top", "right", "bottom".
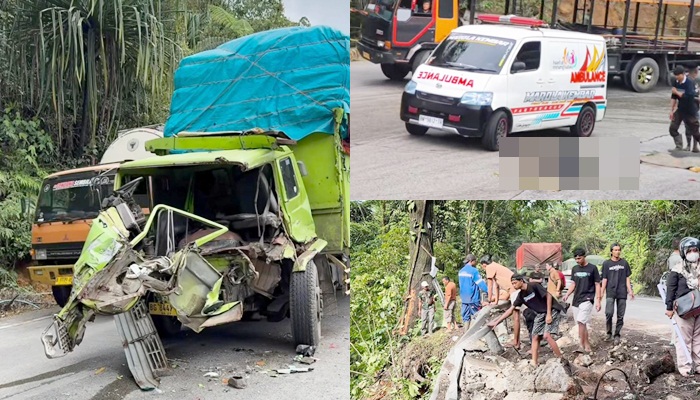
{"left": 605, "top": 297, "right": 627, "bottom": 337}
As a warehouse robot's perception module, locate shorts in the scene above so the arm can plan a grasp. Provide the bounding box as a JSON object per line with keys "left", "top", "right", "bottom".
{"left": 532, "top": 309, "right": 561, "bottom": 336}
{"left": 445, "top": 300, "right": 456, "bottom": 323}
{"left": 573, "top": 301, "right": 593, "bottom": 324}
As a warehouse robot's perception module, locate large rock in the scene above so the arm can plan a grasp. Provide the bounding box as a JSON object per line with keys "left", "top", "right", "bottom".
{"left": 534, "top": 358, "right": 583, "bottom": 396}
{"left": 502, "top": 359, "right": 537, "bottom": 392}
{"left": 504, "top": 392, "right": 565, "bottom": 400}
{"left": 555, "top": 336, "right": 573, "bottom": 348}
{"left": 574, "top": 354, "right": 594, "bottom": 367}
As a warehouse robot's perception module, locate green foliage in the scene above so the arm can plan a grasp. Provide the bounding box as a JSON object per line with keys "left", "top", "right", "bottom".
{"left": 0, "top": 110, "right": 54, "bottom": 270}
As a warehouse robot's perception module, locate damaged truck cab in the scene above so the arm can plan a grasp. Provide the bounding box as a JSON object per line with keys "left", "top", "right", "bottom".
{"left": 41, "top": 127, "right": 349, "bottom": 360}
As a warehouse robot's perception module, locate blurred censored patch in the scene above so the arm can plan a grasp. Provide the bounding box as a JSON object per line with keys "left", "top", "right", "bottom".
{"left": 499, "top": 137, "right": 639, "bottom": 190}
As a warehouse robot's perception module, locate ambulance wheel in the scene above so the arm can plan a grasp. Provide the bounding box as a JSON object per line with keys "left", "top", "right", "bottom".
{"left": 51, "top": 285, "right": 71, "bottom": 308}
{"left": 381, "top": 63, "right": 409, "bottom": 80}
{"left": 406, "top": 122, "right": 428, "bottom": 136}
{"left": 629, "top": 57, "right": 659, "bottom": 93}
{"left": 482, "top": 110, "right": 509, "bottom": 151}
{"left": 570, "top": 105, "right": 596, "bottom": 137}
{"left": 412, "top": 51, "right": 430, "bottom": 74}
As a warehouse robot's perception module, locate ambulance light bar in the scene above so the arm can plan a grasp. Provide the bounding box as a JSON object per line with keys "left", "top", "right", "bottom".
{"left": 476, "top": 14, "right": 549, "bottom": 28}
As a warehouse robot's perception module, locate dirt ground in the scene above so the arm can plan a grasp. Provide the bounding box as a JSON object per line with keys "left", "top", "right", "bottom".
{"left": 0, "top": 264, "right": 57, "bottom": 318}
{"left": 465, "top": 315, "right": 700, "bottom": 400}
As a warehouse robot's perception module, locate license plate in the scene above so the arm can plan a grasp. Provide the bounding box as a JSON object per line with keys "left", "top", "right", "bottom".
{"left": 362, "top": 51, "right": 371, "bottom": 60}
{"left": 55, "top": 276, "right": 72, "bottom": 285}
{"left": 149, "top": 301, "right": 177, "bottom": 316}
{"left": 418, "top": 115, "right": 443, "bottom": 129}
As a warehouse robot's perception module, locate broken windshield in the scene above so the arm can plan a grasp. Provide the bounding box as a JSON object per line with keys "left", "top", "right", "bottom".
{"left": 429, "top": 34, "right": 516, "bottom": 74}
{"left": 35, "top": 172, "right": 115, "bottom": 224}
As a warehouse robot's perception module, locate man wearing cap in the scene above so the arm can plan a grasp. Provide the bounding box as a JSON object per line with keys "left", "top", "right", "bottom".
{"left": 487, "top": 274, "right": 564, "bottom": 367}
{"left": 418, "top": 280, "right": 437, "bottom": 335}
{"left": 670, "top": 65, "right": 700, "bottom": 152}
{"left": 459, "top": 254, "right": 488, "bottom": 330}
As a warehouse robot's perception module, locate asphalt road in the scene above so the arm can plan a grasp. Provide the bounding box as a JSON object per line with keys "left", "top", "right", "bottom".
{"left": 0, "top": 294, "right": 349, "bottom": 400}
{"left": 351, "top": 60, "right": 700, "bottom": 199}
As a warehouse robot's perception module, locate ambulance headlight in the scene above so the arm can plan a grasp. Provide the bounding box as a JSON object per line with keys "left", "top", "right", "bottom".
{"left": 404, "top": 80, "right": 417, "bottom": 95}
{"left": 460, "top": 92, "right": 493, "bottom": 106}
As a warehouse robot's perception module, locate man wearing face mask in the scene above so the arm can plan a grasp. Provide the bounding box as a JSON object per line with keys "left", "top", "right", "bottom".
{"left": 665, "top": 237, "right": 700, "bottom": 376}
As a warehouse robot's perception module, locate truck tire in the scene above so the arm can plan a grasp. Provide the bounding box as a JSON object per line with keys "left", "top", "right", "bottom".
{"left": 290, "top": 260, "right": 322, "bottom": 346}
{"left": 570, "top": 105, "right": 596, "bottom": 137}
{"left": 629, "top": 57, "right": 659, "bottom": 92}
{"left": 412, "top": 51, "right": 430, "bottom": 74}
{"left": 51, "top": 285, "right": 71, "bottom": 308}
{"left": 406, "top": 122, "right": 428, "bottom": 135}
{"left": 381, "top": 63, "right": 409, "bottom": 81}
{"left": 481, "top": 110, "right": 509, "bottom": 151}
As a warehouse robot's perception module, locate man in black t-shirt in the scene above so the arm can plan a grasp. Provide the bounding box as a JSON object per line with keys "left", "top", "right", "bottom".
{"left": 670, "top": 66, "right": 700, "bottom": 152}
{"left": 487, "top": 274, "right": 563, "bottom": 367}
{"left": 563, "top": 248, "right": 601, "bottom": 354}
{"left": 600, "top": 243, "right": 635, "bottom": 345}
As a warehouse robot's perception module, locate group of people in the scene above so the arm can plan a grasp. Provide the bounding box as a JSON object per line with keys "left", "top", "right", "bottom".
{"left": 418, "top": 245, "right": 636, "bottom": 368}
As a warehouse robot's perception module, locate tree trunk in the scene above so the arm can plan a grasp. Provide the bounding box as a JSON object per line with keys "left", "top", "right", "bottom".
{"left": 399, "top": 200, "right": 434, "bottom": 335}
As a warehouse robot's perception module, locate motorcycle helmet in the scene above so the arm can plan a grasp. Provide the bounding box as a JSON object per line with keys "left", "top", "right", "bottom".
{"left": 679, "top": 237, "right": 700, "bottom": 260}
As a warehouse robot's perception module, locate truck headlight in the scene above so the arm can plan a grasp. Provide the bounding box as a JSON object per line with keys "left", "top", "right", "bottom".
{"left": 35, "top": 249, "right": 47, "bottom": 260}
{"left": 460, "top": 92, "right": 493, "bottom": 106}
{"left": 405, "top": 80, "right": 417, "bottom": 95}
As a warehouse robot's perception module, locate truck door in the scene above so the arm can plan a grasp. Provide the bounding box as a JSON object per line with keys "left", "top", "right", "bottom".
{"left": 392, "top": 0, "right": 435, "bottom": 48}
{"left": 275, "top": 156, "right": 316, "bottom": 244}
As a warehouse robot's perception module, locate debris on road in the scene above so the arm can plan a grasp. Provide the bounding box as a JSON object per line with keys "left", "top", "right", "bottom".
{"left": 296, "top": 344, "right": 315, "bottom": 357}
{"left": 227, "top": 375, "right": 247, "bottom": 389}
{"left": 95, "top": 367, "right": 106, "bottom": 375}
{"left": 641, "top": 350, "right": 676, "bottom": 383}
{"left": 203, "top": 372, "right": 219, "bottom": 378}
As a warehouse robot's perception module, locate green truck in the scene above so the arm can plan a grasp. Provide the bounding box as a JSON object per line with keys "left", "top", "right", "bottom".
{"left": 40, "top": 25, "right": 350, "bottom": 389}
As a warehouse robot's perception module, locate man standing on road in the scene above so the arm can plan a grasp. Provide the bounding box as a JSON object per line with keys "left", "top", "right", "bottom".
{"left": 442, "top": 276, "right": 457, "bottom": 332}
{"left": 418, "top": 281, "right": 436, "bottom": 335}
{"left": 459, "top": 254, "right": 488, "bottom": 330}
{"left": 670, "top": 65, "right": 700, "bottom": 152}
{"left": 487, "top": 274, "right": 564, "bottom": 367}
{"left": 481, "top": 256, "right": 515, "bottom": 306}
{"left": 600, "top": 243, "right": 635, "bottom": 345}
{"left": 563, "top": 248, "right": 601, "bottom": 354}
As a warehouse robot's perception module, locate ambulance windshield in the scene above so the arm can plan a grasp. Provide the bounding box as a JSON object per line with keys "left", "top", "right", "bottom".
{"left": 430, "top": 34, "right": 515, "bottom": 74}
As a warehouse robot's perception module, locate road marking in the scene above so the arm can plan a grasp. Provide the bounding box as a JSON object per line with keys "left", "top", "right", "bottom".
{"left": 0, "top": 315, "right": 53, "bottom": 331}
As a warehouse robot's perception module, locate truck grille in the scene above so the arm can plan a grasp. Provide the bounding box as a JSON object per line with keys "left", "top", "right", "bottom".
{"left": 35, "top": 243, "right": 84, "bottom": 260}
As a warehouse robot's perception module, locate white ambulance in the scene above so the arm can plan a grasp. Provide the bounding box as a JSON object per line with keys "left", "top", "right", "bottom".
{"left": 400, "top": 15, "right": 608, "bottom": 151}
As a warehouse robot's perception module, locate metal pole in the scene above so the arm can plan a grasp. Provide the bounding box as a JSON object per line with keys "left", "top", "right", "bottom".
{"left": 588, "top": 0, "right": 596, "bottom": 33}
{"left": 633, "top": 2, "right": 641, "bottom": 31}
{"left": 605, "top": 0, "right": 610, "bottom": 28}
{"left": 505, "top": 0, "right": 510, "bottom": 15}
{"left": 551, "top": 0, "right": 559, "bottom": 26}
{"left": 622, "top": 0, "right": 631, "bottom": 48}
{"left": 540, "top": 0, "right": 545, "bottom": 20}
{"left": 662, "top": 4, "right": 668, "bottom": 37}
{"left": 469, "top": 0, "right": 476, "bottom": 25}
{"left": 574, "top": 0, "right": 580, "bottom": 24}
{"left": 654, "top": 0, "right": 663, "bottom": 49}
{"left": 686, "top": 0, "right": 696, "bottom": 52}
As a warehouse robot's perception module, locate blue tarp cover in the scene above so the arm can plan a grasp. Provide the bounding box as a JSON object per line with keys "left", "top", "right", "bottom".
{"left": 164, "top": 26, "right": 349, "bottom": 141}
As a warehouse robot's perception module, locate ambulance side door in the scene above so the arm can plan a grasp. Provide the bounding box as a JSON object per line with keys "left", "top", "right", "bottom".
{"left": 507, "top": 39, "right": 547, "bottom": 133}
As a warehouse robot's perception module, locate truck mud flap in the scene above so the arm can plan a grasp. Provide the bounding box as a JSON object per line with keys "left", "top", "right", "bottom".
{"left": 314, "top": 254, "right": 338, "bottom": 316}
{"left": 114, "top": 299, "right": 169, "bottom": 390}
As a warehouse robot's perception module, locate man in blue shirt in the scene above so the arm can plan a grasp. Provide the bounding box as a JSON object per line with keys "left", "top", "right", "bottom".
{"left": 670, "top": 65, "right": 700, "bottom": 152}
{"left": 459, "top": 254, "right": 488, "bottom": 330}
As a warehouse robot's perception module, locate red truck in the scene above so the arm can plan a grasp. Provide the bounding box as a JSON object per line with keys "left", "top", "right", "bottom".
{"left": 515, "top": 243, "right": 563, "bottom": 274}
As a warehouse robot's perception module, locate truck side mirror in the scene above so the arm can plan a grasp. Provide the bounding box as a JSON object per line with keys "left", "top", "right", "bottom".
{"left": 297, "top": 161, "right": 308, "bottom": 177}
{"left": 511, "top": 61, "right": 527, "bottom": 73}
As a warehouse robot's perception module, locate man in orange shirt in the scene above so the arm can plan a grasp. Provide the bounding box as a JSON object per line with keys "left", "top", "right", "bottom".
{"left": 481, "top": 256, "right": 516, "bottom": 306}
{"left": 442, "top": 276, "right": 458, "bottom": 331}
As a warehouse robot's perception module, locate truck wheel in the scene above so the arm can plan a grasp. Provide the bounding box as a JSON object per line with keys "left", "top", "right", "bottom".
{"left": 412, "top": 51, "right": 430, "bottom": 74}
{"left": 406, "top": 122, "right": 428, "bottom": 136}
{"left": 381, "top": 63, "right": 409, "bottom": 81}
{"left": 51, "top": 285, "right": 71, "bottom": 308}
{"left": 152, "top": 315, "right": 182, "bottom": 337}
{"left": 481, "top": 110, "right": 509, "bottom": 151}
{"left": 629, "top": 57, "right": 659, "bottom": 92}
{"left": 570, "top": 105, "right": 596, "bottom": 137}
{"left": 290, "top": 260, "right": 322, "bottom": 346}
